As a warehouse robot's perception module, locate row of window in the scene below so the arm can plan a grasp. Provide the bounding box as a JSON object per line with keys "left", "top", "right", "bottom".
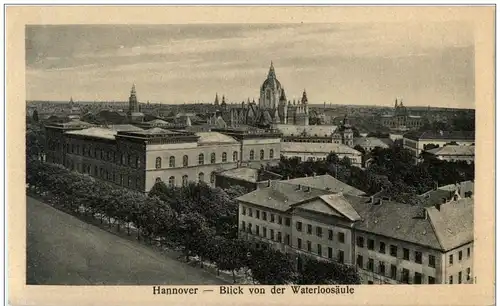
{"left": 242, "top": 207, "right": 292, "bottom": 226}
{"left": 449, "top": 268, "right": 472, "bottom": 284}
{"left": 66, "top": 143, "right": 142, "bottom": 168}
{"left": 67, "top": 160, "right": 142, "bottom": 189}
{"left": 155, "top": 172, "right": 217, "bottom": 187}
{"left": 296, "top": 221, "right": 346, "bottom": 243}
{"left": 154, "top": 149, "right": 276, "bottom": 169}
{"left": 448, "top": 248, "right": 472, "bottom": 265}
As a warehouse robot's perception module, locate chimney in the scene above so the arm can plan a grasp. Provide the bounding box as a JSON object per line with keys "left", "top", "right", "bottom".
{"left": 296, "top": 184, "right": 301, "bottom": 191}
{"left": 453, "top": 194, "right": 458, "bottom": 201}
{"left": 267, "top": 179, "right": 271, "bottom": 187}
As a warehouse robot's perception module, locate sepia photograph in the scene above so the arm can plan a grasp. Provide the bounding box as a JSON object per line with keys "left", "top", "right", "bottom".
{"left": 7, "top": 4, "right": 495, "bottom": 306}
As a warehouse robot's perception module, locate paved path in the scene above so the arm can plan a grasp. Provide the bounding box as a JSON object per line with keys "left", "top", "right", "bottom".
{"left": 26, "top": 197, "right": 225, "bottom": 285}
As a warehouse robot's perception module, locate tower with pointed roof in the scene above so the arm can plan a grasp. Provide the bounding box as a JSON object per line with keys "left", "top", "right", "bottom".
{"left": 214, "top": 93, "right": 219, "bottom": 106}
{"left": 128, "top": 84, "right": 139, "bottom": 114}
{"left": 259, "top": 61, "right": 283, "bottom": 109}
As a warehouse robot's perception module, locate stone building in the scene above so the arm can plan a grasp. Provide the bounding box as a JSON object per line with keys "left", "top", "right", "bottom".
{"left": 236, "top": 177, "right": 474, "bottom": 284}
{"left": 403, "top": 130, "right": 475, "bottom": 159}
{"left": 381, "top": 99, "right": 424, "bottom": 131}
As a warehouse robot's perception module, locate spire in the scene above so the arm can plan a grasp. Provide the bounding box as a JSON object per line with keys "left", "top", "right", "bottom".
{"left": 70, "top": 96, "right": 74, "bottom": 103}
{"left": 280, "top": 88, "right": 287, "bottom": 102}
{"left": 131, "top": 83, "right": 136, "bottom": 95}
{"left": 395, "top": 98, "right": 398, "bottom": 108}
{"left": 267, "top": 61, "right": 276, "bottom": 79}
{"left": 214, "top": 93, "right": 219, "bottom": 106}
{"left": 400, "top": 99, "right": 404, "bottom": 107}
{"left": 301, "top": 89, "right": 308, "bottom": 104}
{"left": 221, "top": 95, "right": 226, "bottom": 105}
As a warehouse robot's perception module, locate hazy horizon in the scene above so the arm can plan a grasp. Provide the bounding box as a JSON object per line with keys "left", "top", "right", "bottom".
{"left": 26, "top": 23, "right": 475, "bottom": 109}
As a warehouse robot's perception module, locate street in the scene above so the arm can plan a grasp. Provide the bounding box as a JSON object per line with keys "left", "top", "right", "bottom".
{"left": 26, "top": 196, "right": 225, "bottom": 285}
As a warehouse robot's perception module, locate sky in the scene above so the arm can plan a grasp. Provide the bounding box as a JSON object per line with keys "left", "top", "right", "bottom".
{"left": 26, "top": 23, "right": 475, "bottom": 108}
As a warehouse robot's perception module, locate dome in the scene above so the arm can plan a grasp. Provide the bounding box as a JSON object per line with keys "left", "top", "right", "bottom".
{"left": 261, "top": 77, "right": 282, "bottom": 91}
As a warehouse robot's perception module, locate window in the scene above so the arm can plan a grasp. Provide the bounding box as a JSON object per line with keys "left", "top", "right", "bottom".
{"left": 458, "top": 271, "right": 462, "bottom": 284}
{"left": 270, "top": 229, "right": 275, "bottom": 240}
{"left": 277, "top": 231, "right": 282, "bottom": 243}
{"left": 428, "top": 276, "right": 436, "bottom": 284}
{"left": 285, "top": 234, "right": 290, "bottom": 246}
{"left": 328, "top": 247, "right": 333, "bottom": 259}
{"left": 155, "top": 177, "right": 162, "bottom": 183}
{"left": 379, "top": 242, "right": 386, "bottom": 254}
{"left": 379, "top": 262, "right": 386, "bottom": 275}
{"left": 285, "top": 218, "right": 291, "bottom": 226}
{"left": 338, "top": 250, "right": 344, "bottom": 263}
{"left": 256, "top": 210, "right": 260, "bottom": 219}
{"left": 307, "top": 241, "right": 312, "bottom": 252}
{"left": 155, "top": 157, "right": 162, "bottom": 169}
{"left": 328, "top": 229, "right": 333, "bottom": 240}
{"left": 248, "top": 208, "right": 253, "bottom": 217}
{"left": 338, "top": 232, "right": 345, "bottom": 243}
{"left": 403, "top": 248, "right": 410, "bottom": 260}
{"left": 260, "top": 149, "right": 265, "bottom": 160}
{"left": 390, "top": 245, "right": 398, "bottom": 257}
{"left": 459, "top": 250, "right": 463, "bottom": 261}
{"left": 263, "top": 227, "right": 267, "bottom": 238}
{"left": 135, "top": 156, "right": 140, "bottom": 168}
{"left": 467, "top": 247, "right": 471, "bottom": 258}
{"left": 210, "top": 153, "right": 216, "bottom": 164}
{"left": 168, "top": 156, "right": 175, "bottom": 168}
{"left": 233, "top": 151, "right": 238, "bottom": 161}
{"left": 466, "top": 268, "right": 471, "bottom": 281}
{"left": 270, "top": 214, "right": 275, "bottom": 222}
{"left": 255, "top": 225, "right": 260, "bottom": 236}
{"left": 390, "top": 265, "right": 397, "bottom": 279}
{"left": 368, "top": 239, "right": 375, "bottom": 250}
{"left": 278, "top": 216, "right": 282, "bottom": 224}
{"left": 316, "top": 227, "right": 323, "bottom": 237}
{"left": 297, "top": 238, "right": 302, "bottom": 249}
{"left": 247, "top": 223, "right": 252, "bottom": 234}
{"left": 356, "top": 255, "right": 363, "bottom": 268}
{"left": 182, "top": 175, "right": 188, "bottom": 187}
{"left": 368, "top": 258, "right": 374, "bottom": 271}
{"left": 183, "top": 155, "right": 188, "bottom": 167}
{"left": 402, "top": 268, "right": 410, "bottom": 284}
{"left": 198, "top": 153, "right": 204, "bottom": 165}
{"left": 449, "top": 275, "right": 453, "bottom": 284}
{"left": 222, "top": 152, "right": 227, "bottom": 162}
{"left": 296, "top": 221, "right": 302, "bottom": 232}
{"left": 262, "top": 212, "right": 267, "bottom": 221}
{"left": 429, "top": 255, "right": 436, "bottom": 268}
{"left": 241, "top": 221, "right": 245, "bottom": 231}
{"left": 198, "top": 172, "right": 204, "bottom": 183}
{"left": 449, "top": 254, "right": 454, "bottom": 265}
{"left": 249, "top": 150, "right": 255, "bottom": 160}
{"left": 269, "top": 149, "right": 274, "bottom": 159}
{"left": 307, "top": 224, "right": 312, "bottom": 235}
{"left": 357, "top": 236, "right": 364, "bottom": 248}
{"left": 317, "top": 244, "right": 322, "bottom": 256}
{"left": 415, "top": 251, "right": 422, "bottom": 264}
{"left": 210, "top": 172, "right": 216, "bottom": 183}
{"left": 414, "top": 272, "right": 422, "bottom": 284}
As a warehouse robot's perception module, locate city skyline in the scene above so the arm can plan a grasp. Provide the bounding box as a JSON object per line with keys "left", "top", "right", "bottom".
{"left": 26, "top": 23, "right": 475, "bottom": 108}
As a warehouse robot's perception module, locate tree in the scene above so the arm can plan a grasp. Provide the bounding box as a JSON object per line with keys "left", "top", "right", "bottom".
{"left": 298, "top": 258, "right": 361, "bottom": 285}
{"left": 214, "top": 237, "right": 249, "bottom": 283}
{"left": 353, "top": 145, "right": 366, "bottom": 155}
{"left": 248, "top": 247, "right": 296, "bottom": 285}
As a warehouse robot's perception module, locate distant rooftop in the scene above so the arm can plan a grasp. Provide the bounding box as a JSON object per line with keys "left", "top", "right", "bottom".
{"left": 353, "top": 137, "right": 391, "bottom": 148}
{"left": 195, "top": 132, "right": 239, "bottom": 145}
{"left": 425, "top": 145, "right": 475, "bottom": 156}
{"left": 404, "top": 130, "right": 475, "bottom": 141}
{"left": 283, "top": 174, "right": 365, "bottom": 196}
{"left": 65, "top": 127, "right": 118, "bottom": 140}
{"left": 281, "top": 142, "right": 361, "bottom": 155}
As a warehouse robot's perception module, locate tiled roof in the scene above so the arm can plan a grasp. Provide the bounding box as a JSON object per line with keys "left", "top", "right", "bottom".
{"left": 274, "top": 124, "right": 338, "bottom": 137}
{"left": 426, "top": 197, "right": 474, "bottom": 251}
{"left": 281, "top": 142, "right": 361, "bottom": 155}
{"left": 318, "top": 194, "right": 361, "bottom": 221}
{"left": 147, "top": 119, "right": 170, "bottom": 125}
{"left": 418, "top": 189, "right": 455, "bottom": 207}
{"left": 425, "top": 145, "right": 475, "bottom": 156}
{"left": 403, "top": 131, "right": 475, "bottom": 141}
{"left": 107, "top": 124, "right": 143, "bottom": 132}
{"left": 282, "top": 174, "right": 365, "bottom": 196}
{"left": 195, "top": 132, "right": 239, "bottom": 145}
{"left": 65, "top": 127, "right": 118, "bottom": 140}
{"left": 353, "top": 137, "right": 391, "bottom": 148}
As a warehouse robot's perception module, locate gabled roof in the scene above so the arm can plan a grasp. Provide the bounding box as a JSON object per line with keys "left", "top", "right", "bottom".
{"left": 425, "top": 145, "right": 475, "bottom": 156}
{"left": 317, "top": 194, "right": 361, "bottom": 221}
{"left": 282, "top": 174, "right": 365, "bottom": 196}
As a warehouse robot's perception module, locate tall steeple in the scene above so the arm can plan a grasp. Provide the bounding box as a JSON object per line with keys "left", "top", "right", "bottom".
{"left": 301, "top": 89, "right": 308, "bottom": 104}
{"left": 214, "top": 93, "right": 219, "bottom": 106}
{"left": 128, "top": 83, "right": 139, "bottom": 114}
{"left": 267, "top": 61, "right": 276, "bottom": 79}
{"left": 394, "top": 98, "right": 398, "bottom": 108}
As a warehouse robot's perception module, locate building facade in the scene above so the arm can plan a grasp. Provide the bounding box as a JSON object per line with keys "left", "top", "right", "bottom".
{"left": 403, "top": 131, "right": 475, "bottom": 158}
{"left": 280, "top": 142, "right": 362, "bottom": 167}
{"left": 381, "top": 99, "right": 424, "bottom": 131}
{"left": 236, "top": 178, "right": 474, "bottom": 285}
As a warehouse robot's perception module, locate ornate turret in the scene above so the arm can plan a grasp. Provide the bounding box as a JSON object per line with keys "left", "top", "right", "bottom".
{"left": 267, "top": 61, "right": 276, "bottom": 79}
{"left": 221, "top": 95, "right": 227, "bottom": 110}
{"left": 279, "top": 88, "right": 287, "bottom": 103}
{"left": 301, "top": 89, "right": 308, "bottom": 104}
{"left": 214, "top": 93, "right": 219, "bottom": 106}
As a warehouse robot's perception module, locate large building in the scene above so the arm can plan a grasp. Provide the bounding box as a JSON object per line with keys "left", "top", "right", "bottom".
{"left": 422, "top": 145, "right": 475, "bottom": 164}
{"left": 236, "top": 176, "right": 474, "bottom": 284}
{"left": 403, "top": 130, "right": 475, "bottom": 159}
{"left": 280, "top": 142, "right": 362, "bottom": 167}
{"left": 381, "top": 99, "right": 424, "bottom": 131}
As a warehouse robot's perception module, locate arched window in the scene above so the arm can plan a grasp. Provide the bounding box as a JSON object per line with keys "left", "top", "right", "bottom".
{"left": 249, "top": 150, "right": 255, "bottom": 160}
{"left": 169, "top": 156, "right": 175, "bottom": 167}
{"left": 260, "top": 149, "right": 265, "bottom": 160}
{"left": 182, "top": 175, "right": 188, "bottom": 187}
{"left": 210, "top": 172, "right": 216, "bottom": 184}
{"left": 233, "top": 151, "right": 238, "bottom": 161}
{"left": 155, "top": 157, "right": 162, "bottom": 169}
{"left": 168, "top": 176, "right": 175, "bottom": 187}
{"left": 270, "top": 149, "right": 274, "bottom": 159}
{"left": 222, "top": 152, "right": 227, "bottom": 162}
{"left": 198, "top": 153, "right": 204, "bottom": 165}
{"left": 198, "top": 172, "right": 205, "bottom": 182}
{"left": 183, "top": 155, "right": 189, "bottom": 167}
{"left": 210, "top": 153, "right": 216, "bottom": 164}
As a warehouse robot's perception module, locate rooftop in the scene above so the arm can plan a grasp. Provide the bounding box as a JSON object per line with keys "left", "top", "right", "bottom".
{"left": 218, "top": 167, "right": 261, "bottom": 183}
{"left": 283, "top": 174, "right": 365, "bottom": 196}
{"left": 274, "top": 124, "right": 338, "bottom": 137}
{"left": 404, "top": 130, "right": 475, "bottom": 141}
{"left": 281, "top": 142, "right": 361, "bottom": 155}
{"left": 353, "top": 137, "right": 391, "bottom": 148}
{"left": 195, "top": 132, "right": 239, "bottom": 145}
{"left": 65, "top": 127, "right": 119, "bottom": 140}
{"left": 425, "top": 145, "right": 475, "bottom": 156}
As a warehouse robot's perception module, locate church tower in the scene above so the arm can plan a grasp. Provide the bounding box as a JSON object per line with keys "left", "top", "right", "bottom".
{"left": 259, "top": 61, "right": 283, "bottom": 109}
{"left": 278, "top": 88, "right": 288, "bottom": 124}
{"left": 301, "top": 89, "right": 309, "bottom": 126}
{"left": 128, "top": 84, "right": 139, "bottom": 114}
{"left": 214, "top": 93, "right": 219, "bottom": 106}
